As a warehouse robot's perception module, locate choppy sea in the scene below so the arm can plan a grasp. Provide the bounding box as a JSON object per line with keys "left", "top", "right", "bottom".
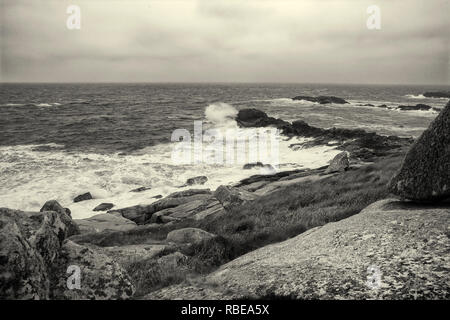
{"left": 1, "top": 83, "right": 448, "bottom": 218}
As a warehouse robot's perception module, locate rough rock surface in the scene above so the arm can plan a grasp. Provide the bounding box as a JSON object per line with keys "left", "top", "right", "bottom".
{"left": 51, "top": 240, "right": 135, "bottom": 300}
{"left": 214, "top": 185, "right": 258, "bottom": 210}
{"left": 166, "top": 228, "right": 216, "bottom": 244}
{"left": 74, "top": 192, "right": 92, "bottom": 203}
{"left": 74, "top": 212, "right": 137, "bottom": 233}
{"left": 325, "top": 151, "right": 350, "bottom": 174}
{"left": 40, "top": 200, "right": 72, "bottom": 217}
{"left": 148, "top": 199, "right": 450, "bottom": 300}
{"left": 157, "top": 252, "right": 188, "bottom": 268}
{"left": 389, "top": 101, "right": 450, "bottom": 202}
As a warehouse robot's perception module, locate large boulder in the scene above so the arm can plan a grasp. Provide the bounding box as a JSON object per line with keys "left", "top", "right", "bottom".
{"left": 236, "top": 108, "right": 289, "bottom": 128}
{"left": 40, "top": 200, "right": 80, "bottom": 236}
{"left": 214, "top": 185, "right": 258, "bottom": 211}
{"left": 186, "top": 176, "right": 208, "bottom": 186}
{"left": 389, "top": 101, "right": 450, "bottom": 202}
{"left": 148, "top": 199, "right": 450, "bottom": 300}
{"left": 93, "top": 203, "right": 114, "bottom": 211}
{"left": 74, "top": 212, "right": 137, "bottom": 234}
{"left": 0, "top": 208, "right": 79, "bottom": 299}
{"left": 51, "top": 240, "right": 135, "bottom": 300}
{"left": 325, "top": 151, "right": 350, "bottom": 174}
{"left": 166, "top": 228, "right": 216, "bottom": 244}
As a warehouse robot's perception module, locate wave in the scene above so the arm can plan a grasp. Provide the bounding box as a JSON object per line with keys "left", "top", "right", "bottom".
{"left": 204, "top": 102, "right": 238, "bottom": 128}
{"left": 404, "top": 94, "right": 426, "bottom": 99}
{"left": 34, "top": 102, "right": 62, "bottom": 107}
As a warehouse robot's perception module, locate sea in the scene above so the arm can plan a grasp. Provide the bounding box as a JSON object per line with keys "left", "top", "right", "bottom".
{"left": 0, "top": 83, "right": 449, "bottom": 219}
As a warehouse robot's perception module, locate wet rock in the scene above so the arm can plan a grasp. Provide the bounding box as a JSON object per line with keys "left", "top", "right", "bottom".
{"left": 40, "top": 200, "right": 71, "bottom": 217}
{"left": 292, "top": 95, "right": 348, "bottom": 104}
{"left": 166, "top": 228, "right": 216, "bottom": 244}
{"left": 236, "top": 108, "right": 289, "bottom": 128}
{"left": 186, "top": 176, "right": 208, "bottom": 186}
{"left": 152, "top": 195, "right": 163, "bottom": 199}
{"left": 93, "top": 203, "right": 114, "bottom": 211}
{"left": 325, "top": 151, "right": 350, "bottom": 174}
{"left": 389, "top": 101, "right": 450, "bottom": 202}
{"left": 214, "top": 185, "right": 258, "bottom": 211}
{"left": 130, "top": 186, "right": 151, "bottom": 193}
{"left": 73, "top": 192, "right": 92, "bottom": 203}
{"left": 397, "top": 104, "right": 432, "bottom": 111}
{"left": 243, "top": 162, "right": 274, "bottom": 170}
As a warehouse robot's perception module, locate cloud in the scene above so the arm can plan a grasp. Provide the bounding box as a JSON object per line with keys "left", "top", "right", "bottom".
{"left": 0, "top": 0, "right": 448, "bottom": 84}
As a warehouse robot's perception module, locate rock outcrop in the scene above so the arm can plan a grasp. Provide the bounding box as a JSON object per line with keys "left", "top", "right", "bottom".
{"left": 148, "top": 199, "right": 450, "bottom": 300}
{"left": 397, "top": 104, "right": 432, "bottom": 111}
{"left": 423, "top": 91, "right": 450, "bottom": 98}
{"left": 236, "top": 108, "right": 289, "bottom": 128}
{"left": 0, "top": 208, "right": 134, "bottom": 299}
{"left": 389, "top": 101, "right": 450, "bottom": 202}
{"left": 40, "top": 200, "right": 72, "bottom": 217}
{"left": 292, "top": 95, "right": 348, "bottom": 104}
{"left": 325, "top": 151, "right": 350, "bottom": 174}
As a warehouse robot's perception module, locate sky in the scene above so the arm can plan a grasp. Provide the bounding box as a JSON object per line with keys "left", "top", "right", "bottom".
{"left": 0, "top": 0, "right": 449, "bottom": 84}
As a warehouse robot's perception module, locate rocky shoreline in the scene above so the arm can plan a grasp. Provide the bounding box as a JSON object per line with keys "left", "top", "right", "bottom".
{"left": 1, "top": 102, "right": 449, "bottom": 299}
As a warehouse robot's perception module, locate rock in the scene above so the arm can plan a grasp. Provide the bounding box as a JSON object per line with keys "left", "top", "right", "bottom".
{"left": 92, "top": 244, "right": 167, "bottom": 267}
{"left": 110, "top": 192, "right": 212, "bottom": 224}
{"left": 167, "top": 189, "right": 211, "bottom": 198}
{"left": 292, "top": 95, "right": 348, "bottom": 104}
{"left": 423, "top": 91, "right": 450, "bottom": 98}
{"left": 152, "top": 195, "right": 163, "bottom": 199}
{"left": 51, "top": 240, "right": 135, "bottom": 300}
{"left": 325, "top": 151, "right": 350, "bottom": 174}
{"left": 73, "top": 192, "right": 92, "bottom": 203}
{"left": 166, "top": 228, "right": 216, "bottom": 244}
{"left": 214, "top": 185, "right": 258, "bottom": 211}
{"left": 157, "top": 252, "right": 188, "bottom": 268}
{"left": 40, "top": 200, "right": 71, "bottom": 217}
{"left": 236, "top": 108, "right": 289, "bottom": 128}
{"left": 389, "top": 101, "right": 450, "bottom": 202}
{"left": 0, "top": 208, "right": 79, "bottom": 299}
{"left": 74, "top": 213, "right": 137, "bottom": 234}
{"left": 93, "top": 203, "right": 114, "bottom": 211}
{"left": 397, "top": 104, "right": 432, "bottom": 111}
{"left": 149, "top": 199, "right": 450, "bottom": 299}
{"left": 130, "top": 186, "right": 151, "bottom": 193}
{"left": 186, "top": 176, "right": 208, "bottom": 186}
{"left": 377, "top": 104, "right": 389, "bottom": 109}
{"left": 243, "top": 162, "right": 274, "bottom": 171}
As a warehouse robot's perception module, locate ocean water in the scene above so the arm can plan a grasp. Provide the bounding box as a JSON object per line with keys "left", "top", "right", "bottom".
{"left": 0, "top": 83, "right": 448, "bottom": 218}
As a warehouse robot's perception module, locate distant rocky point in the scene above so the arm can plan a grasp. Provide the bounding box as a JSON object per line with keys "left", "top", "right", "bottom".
{"left": 423, "top": 91, "right": 450, "bottom": 98}
{"left": 292, "top": 95, "right": 349, "bottom": 104}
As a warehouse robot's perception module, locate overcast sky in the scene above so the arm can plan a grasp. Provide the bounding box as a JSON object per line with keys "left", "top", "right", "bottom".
{"left": 1, "top": 0, "right": 449, "bottom": 84}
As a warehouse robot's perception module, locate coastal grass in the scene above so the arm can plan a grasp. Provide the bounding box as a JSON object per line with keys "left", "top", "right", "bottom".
{"left": 71, "top": 155, "right": 403, "bottom": 296}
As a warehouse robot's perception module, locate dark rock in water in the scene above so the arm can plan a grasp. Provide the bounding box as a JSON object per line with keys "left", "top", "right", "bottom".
{"left": 93, "top": 203, "right": 114, "bottom": 211}
{"left": 236, "top": 108, "right": 290, "bottom": 128}
{"left": 186, "top": 176, "right": 208, "bottom": 186}
{"left": 377, "top": 104, "right": 389, "bottom": 109}
{"left": 389, "top": 101, "right": 450, "bottom": 202}
{"left": 130, "top": 186, "right": 151, "bottom": 193}
{"left": 292, "top": 95, "right": 348, "bottom": 104}
{"left": 325, "top": 152, "right": 350, "bottom": 174}
{"left": 168, "top": 189, "right": 211, "bottom": 198}
{"left": 152, "top": 195, "right": 163, "bottom": 199}
{"left": 243, "top": 162, "right": 274, "bottom": 171}
{"left": 357, "top": 103, "right": 374, "bottom": 107}
{"left": 74, "top": 192, "right": 92, "bottom": 203}
{"left": 214, "top": 185, "right": 258, "bottom": 211}
{"left": 423, "top": 91, "right": 450, "bottom": 98}
{"left": 40, "top": 200, "right": 71, "bottom": 217}
{"left": 397, "top": 104, "right": 432, "bottom": 111}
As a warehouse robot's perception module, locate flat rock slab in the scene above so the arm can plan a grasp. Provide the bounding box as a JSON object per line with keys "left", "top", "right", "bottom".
{"left": 74, "top": 213, "right": 137, "bottom": 233}
{"left": 148, "top": 199, "right": 450, "bottom": 300}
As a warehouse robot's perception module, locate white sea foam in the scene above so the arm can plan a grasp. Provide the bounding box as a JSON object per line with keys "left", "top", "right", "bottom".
{"left": 404, "top": 94, "right": 426, "bottom": 99}
{"left": 0, "top": 127, "right": 340, "bottom": 219}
